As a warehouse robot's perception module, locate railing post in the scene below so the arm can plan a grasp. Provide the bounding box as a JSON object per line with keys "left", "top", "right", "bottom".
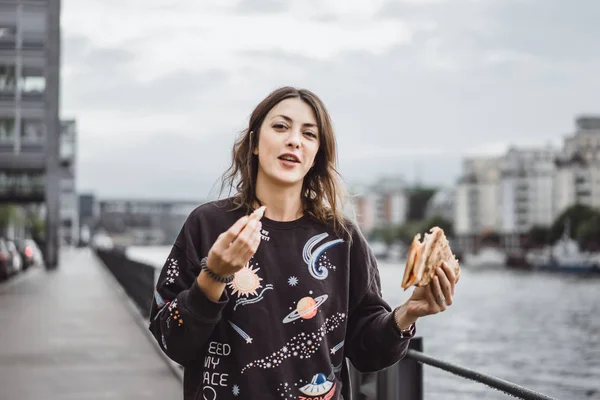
{"left": 392, "top": 337, "right": 423, "bottom": 400}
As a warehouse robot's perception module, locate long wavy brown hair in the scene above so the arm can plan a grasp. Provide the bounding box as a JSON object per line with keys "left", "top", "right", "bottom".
{"left": 220, "top": 86, "right": 350, "bottom": 238}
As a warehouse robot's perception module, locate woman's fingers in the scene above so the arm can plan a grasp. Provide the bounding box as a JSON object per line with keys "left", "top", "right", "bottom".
{"left": 229, "top": 219, "right": 260, "bottom": 262}
{"left": 216, "top": 215, "right": 249, "bottom": 249}
{"left": 436, "top": 265, "right": 453, "bottom": 306}
{"left": 441, "top": 261, "right": 457, "bottom": 294}
{"left": 424, "top": 284, "right": 439, "bottom": 312}
{"left": 241, "top": 227, "right": 262, "bottom": 263}
{"left": 431, "top": 275, "right": 447, "bottom": 312}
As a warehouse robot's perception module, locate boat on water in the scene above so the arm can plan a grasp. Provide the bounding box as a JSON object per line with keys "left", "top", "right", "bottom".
{"left": 528, "top": 220, "right": 600, "bottom": 274}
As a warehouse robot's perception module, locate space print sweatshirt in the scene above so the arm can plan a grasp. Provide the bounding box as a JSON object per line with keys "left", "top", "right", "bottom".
{"left": 149, "top": 198, "right": 415, "bottom": 400}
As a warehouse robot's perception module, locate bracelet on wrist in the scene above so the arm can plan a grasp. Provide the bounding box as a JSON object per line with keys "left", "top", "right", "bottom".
{"left": 393, "top": 307, "right": 416, "bottom": 338}
{"left": 200, "top": 257, "right": 235, "bottom": 284}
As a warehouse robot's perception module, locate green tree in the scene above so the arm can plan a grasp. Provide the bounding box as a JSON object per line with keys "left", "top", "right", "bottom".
{"left": 525, "top": 225, "right": 550, "bottom": 249}
{"left": 576, "top": 214, "right": 600, "bottom": 251}
{"left": 406, "top": 187, "right": 437, "bottom": 221}
{"left": 396, "top": 221, "right": 423, "bottom": 243}
{"left": 0, "top": 205, "right": 17, "bottom": 235}
{"left": 421, "top": 215, "right": 454, "bottom": 238}
{"left": 549, "top": 204, "right": 598, "bottom": 244}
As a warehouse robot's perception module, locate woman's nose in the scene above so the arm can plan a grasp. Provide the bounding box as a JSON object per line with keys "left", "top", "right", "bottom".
{"left": 286, "top": 130, "right": 301, "bottom": 148}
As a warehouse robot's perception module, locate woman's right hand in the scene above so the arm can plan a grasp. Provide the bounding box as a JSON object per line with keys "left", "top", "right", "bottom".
{"left": 205, "top": 214, "right": 263, "bottom": 278}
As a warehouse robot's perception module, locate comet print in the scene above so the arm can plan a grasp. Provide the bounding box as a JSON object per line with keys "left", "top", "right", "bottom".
{"left": 330, "top": 340, "right": 344, "bottom": 355}
{"left": 302, "top": 233, "right": 344, "bottom": 280}
{"left": 229, "top": 321, "right": 253, "bottom": 344}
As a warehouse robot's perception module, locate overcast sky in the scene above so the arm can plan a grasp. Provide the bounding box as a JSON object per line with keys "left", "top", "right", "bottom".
{"left": 61, "top": 0, "right": 600, "bottom": 200}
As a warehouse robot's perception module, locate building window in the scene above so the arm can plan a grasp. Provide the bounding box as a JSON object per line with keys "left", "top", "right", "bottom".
{"left": 0, "top": 118, "right": 15, "bottom": 140}
{"left": 21, "top": 119, "right": 45, "bottom": 142}
{"left": 0, "top": 64, "right": 16, "bottom": 92}
{"left": 0, "top": 171, "right": 45, "bottom": 197}
{"left": 19, "top": 66, "right": 45, "bottom": 95}
{"left": 0, "top": 23, "right": 17, "bottom": 50}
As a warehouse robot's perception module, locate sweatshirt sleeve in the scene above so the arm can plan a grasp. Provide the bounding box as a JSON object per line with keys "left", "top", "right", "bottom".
{"left": 148, "top": 209, "right": 229, "bottom": 367}
{"left": 344, "top": 225, "right": 415, "bottom": 373}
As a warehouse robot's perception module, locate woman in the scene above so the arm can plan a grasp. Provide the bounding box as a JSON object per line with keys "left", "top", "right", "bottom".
{"left": 149, "top": 86, "right": 457, "bottom": 399}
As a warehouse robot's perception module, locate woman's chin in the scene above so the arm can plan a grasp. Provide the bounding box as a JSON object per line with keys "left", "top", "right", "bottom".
{"left": 269, "top": 171, "right": 305, "bottom": 187}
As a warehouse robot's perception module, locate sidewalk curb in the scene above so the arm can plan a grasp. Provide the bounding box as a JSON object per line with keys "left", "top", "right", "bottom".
{"left": 0, "top": 265, "right": 43, "bottom": 293}
{"left": 92, "top": 251, "right": 184, "bottom": 382}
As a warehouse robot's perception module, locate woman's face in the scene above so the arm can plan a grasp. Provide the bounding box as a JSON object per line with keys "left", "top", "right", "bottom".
{"left": 254, "top": 98, "right": 320, "bottom": 189}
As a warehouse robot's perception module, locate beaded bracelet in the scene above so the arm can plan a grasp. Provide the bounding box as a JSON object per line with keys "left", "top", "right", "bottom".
{"left": 200, "top": 256, "right": 235, "bottom": 284}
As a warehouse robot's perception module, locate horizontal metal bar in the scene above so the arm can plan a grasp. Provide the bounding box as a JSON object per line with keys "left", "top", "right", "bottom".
{"left": 406, "top": 349, "right": 559, "bottom": 400}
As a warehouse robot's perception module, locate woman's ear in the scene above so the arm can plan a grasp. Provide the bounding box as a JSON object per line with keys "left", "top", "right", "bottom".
{"left": 250, "top": 131, "right": 259, "bottom": 155}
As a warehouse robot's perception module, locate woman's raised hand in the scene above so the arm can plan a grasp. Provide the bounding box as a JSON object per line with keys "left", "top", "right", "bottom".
{"left": 206, "top": 207, "right": 265, "bottom": 277}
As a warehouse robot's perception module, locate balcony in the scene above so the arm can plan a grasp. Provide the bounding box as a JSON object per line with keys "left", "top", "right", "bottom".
{"left": 0, "top": 171, "right": 45, "bottom": 203}
{"left": 0, "top": 151, "right": 45, "bottom": 171}
{"left": 0, "top": 183, "right": 44, "bottom": 203}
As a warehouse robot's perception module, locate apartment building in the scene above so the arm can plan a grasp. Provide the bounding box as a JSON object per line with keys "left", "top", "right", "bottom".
{"left": 0, "top": 0, "right": 61, "bottom": 267}
{"left": 454, "top": 115, "right": 600, "bottom": 252}
{"left": 454, "top": 147, "right": 560, "bottom": 251}
{"left": 454, "top": 157, "right": 503, "bottom": 238}
{"left": 499, "top": 146, "right": 557, "bottom": 232}
{"left": 348, "top": 177, "right": 408, "bottom": 235}
{"left": 554, "top": 116, "right": 600, "bottom": 215}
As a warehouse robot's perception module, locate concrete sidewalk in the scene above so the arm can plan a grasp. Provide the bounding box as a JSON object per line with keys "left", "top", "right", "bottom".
{"left": 0, "top": 248, "right": 181, "bottom": 400}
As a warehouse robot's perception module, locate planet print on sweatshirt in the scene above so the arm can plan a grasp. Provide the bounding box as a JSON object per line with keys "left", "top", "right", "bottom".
{"left": 283, "top": 295, "right": 328, "bottom": 324}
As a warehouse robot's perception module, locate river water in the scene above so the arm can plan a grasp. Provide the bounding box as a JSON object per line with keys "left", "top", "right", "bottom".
{"left": 127, "top": 246, "right": 600, "bottom": 400}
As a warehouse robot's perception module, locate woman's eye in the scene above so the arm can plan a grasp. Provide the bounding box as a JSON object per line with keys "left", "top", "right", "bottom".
{"left": 305, "top": 132, "right": 317, "bottom": 139}
{"left": 273, "top": 124, "right": 287, "bottom": 130}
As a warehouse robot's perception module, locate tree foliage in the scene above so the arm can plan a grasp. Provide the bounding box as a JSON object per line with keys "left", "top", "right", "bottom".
{"left": 549, "top": 204, "right": 598, "bottom": 244}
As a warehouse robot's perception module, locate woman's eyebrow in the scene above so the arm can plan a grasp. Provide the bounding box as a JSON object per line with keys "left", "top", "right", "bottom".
{"left": 272, "top": 114, "right": 317, "bottom": 128}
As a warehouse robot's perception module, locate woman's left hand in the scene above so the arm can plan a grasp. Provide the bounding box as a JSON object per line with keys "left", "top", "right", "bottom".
{"left": 405, "top": 261, "right": 457, "bottom": 319}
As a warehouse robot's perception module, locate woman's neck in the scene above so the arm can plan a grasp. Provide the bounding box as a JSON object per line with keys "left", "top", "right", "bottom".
{"left": 254, "top": 177, "right": 304, "bottom": 222}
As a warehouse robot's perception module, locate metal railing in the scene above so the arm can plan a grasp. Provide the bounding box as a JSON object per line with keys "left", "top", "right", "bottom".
{"left": 94, "top": 248, "right": 562, "bottom": 400}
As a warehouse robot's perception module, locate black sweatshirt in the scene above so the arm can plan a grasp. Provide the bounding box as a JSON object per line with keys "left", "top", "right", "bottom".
{"left": 149, "top": 198, "right": 415, "bottom": 399}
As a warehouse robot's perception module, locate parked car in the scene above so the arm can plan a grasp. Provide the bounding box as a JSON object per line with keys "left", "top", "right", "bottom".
{"left": 0, "top": 238, "right": 21, "bottom": 280}
{"left": 5, "top": 240, "right": 23, "bottom": 275}
{"left": 0, "top": 238, "right": 10, "bottom": 281}
{"left": 16, "top": 239, "right": 38, "bottom": 270}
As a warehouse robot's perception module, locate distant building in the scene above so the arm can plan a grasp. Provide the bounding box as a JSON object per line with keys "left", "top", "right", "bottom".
{"left": 499, "top": 146, "right": 558, "bottom": 233}
{"left": 554, "top": 116, "right": 600, "bottom": 215}
{"left": 454, "top": 115, "right": 600, "bottom": 252}
{"left": 78, "top": 193, "right": 98, "bottom": 246}
{"left": 97, "top": 198, "right": 201, "bottom": 246}
{"left": 454, "top": 157, "right": 503, "bottom": 242}
{"left": 348, "top": 176, "right": 408, "bottom": 235}
{"left": 0, "top": 0, "right": 61, "bottom": 267}
{"left": 59, "top": 120, "right": 77, "bottom": 245}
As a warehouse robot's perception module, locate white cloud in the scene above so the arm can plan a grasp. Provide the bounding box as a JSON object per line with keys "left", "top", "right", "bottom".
{"left": 60, "top": 0, "right": 600, "bottom": 198}
{"left": 62, "top": 0, "right": 416, "bottom": 81}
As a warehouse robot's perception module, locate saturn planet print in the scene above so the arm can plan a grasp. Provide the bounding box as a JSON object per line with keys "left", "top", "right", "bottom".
{"left": 283, "top": 295, "right": 328, "bottom": 324}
